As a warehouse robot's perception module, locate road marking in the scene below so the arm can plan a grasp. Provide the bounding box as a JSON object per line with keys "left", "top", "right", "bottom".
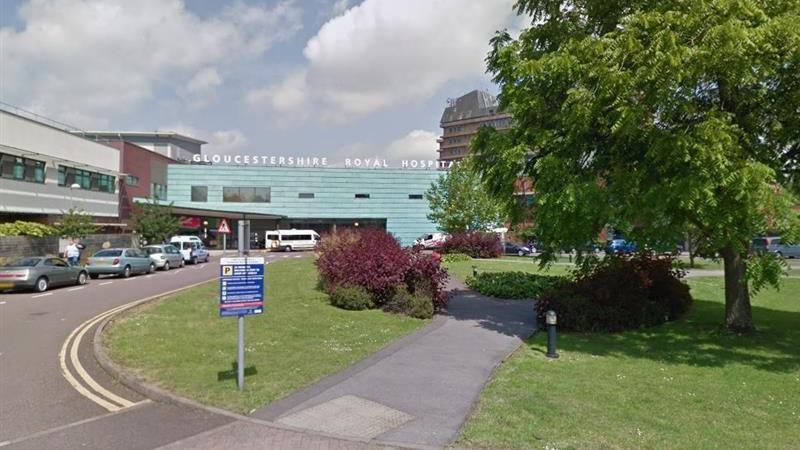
{"left": 145, "top": 274, "right": 154, "bottom": 278}
{"left": 98, "top": 281, "right": 113, "bottom": 286}
{"left": 59, "top": 278, "right": 218, "bottom": 412}
{"left": 0, "top": 301, "right": 6, "bottom": 305}
{"left": 122, "top": 277, "right": 138, "bottom": 281}
{"left": 31, "top": 293, "right": 53, "bottom": 298}
{"left": 67, "top": 286, "right": 85, "bottom": 292}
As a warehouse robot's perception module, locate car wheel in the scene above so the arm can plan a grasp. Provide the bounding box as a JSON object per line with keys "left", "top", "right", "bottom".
{"left": 284, "top": 246, "right": 292, "bottom": 252}
{"left": 35, "top": 276, "right": 49, "bottom": 293}
{"left": 204, "top": 255, "right": 209, "bottom": 263}
{"left": 148, "top": 263, "right": 155, "bottom": 273}
{"left": 77, "top": 271, "right": 87, "bottom": 285}
{"left": 776, "top": 251, "right": 784, "bottom": 259}
{"left": 191, "top": 256, "right": 198, "bottom": 265}
{"left": 180, "top": 259, "right": 185, "bottom": 268}
{"left": 518, "top": 250, "right": 524, "bottom": 257}
{"left": 122, "top": 265, "right": 131, "bottom": 278}
{"left": 163, "top": 261, "right": 170, "bottom": 271}
{"left": 89, "top": 273, "right": 99, "bottom": 279}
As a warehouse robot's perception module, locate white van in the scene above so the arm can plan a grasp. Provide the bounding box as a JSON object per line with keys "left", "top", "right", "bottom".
{"left": 265, "top": 230, "right": 320, "bottom": 252}
{"left": 170, "top": 235, "right": 210, "bottom": 264}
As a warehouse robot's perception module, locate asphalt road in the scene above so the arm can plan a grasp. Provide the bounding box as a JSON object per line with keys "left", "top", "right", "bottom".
{"left": 0, "top": 252, "right": 307, "bottom": 449}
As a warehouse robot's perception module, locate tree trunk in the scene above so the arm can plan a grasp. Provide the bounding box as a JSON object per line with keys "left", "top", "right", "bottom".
{"left": 720, "top": 245, "right": 754, "bottom": 332}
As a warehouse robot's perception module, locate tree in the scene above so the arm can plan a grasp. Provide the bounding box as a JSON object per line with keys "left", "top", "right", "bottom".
{"left": 59, "top": 208, "right": 97, "bottom": 239}
{"left": 131, "top": 198, "right": 180, "bottom": 246}
{"left": 425, "top": 159, "right": 505, "bottom": 233}
{"left": 472, "top": 0, "right": 800, "bottom": 331}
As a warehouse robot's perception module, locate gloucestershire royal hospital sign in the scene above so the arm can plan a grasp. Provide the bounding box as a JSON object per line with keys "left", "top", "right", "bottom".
{"left": 192, "top": 154, "right": 457, "bottom": 170}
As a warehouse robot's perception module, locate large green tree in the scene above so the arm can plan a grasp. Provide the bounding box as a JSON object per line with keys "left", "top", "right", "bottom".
{"left": 59, "top": 208, "right": 97, "bottom": 239}
{"left": 425, "top": 159, "right": 505, "bottom": 233}
{"left": 131, "top": 198, "right": 180, "bottom": 246}
{"left": 472, "top": 0, "right": 800, "bottom": 331}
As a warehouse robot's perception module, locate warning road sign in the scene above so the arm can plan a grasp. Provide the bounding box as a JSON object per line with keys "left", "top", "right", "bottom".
{"left": 218, "top": 218, "right": 231, "bottom": 234}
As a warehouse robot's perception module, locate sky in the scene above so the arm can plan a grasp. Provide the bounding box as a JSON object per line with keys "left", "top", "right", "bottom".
{"left": 0, "top": 0, "right": 525, "bottom": 164}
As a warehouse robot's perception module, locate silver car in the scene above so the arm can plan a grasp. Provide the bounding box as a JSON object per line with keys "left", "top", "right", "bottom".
{"left": 0, "top": 256, "right": 88, "bottom": 292}
{"left": 769, "top": 238, "right": 800, "bottom": 259}
{"left": 86, "top": 248, "right": 154, "bottom": 279}
{"left": 143, "top": 244, "right": 185, "bottom": 270}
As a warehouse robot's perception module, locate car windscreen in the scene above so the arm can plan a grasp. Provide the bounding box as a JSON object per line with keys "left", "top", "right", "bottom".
{"left": 3, "top": 257, "right": 40, "bottom": 267}
{"left": 94, "top": 250, "right": 123, "bottom": 257}
{"left": 143, "top": 247, "right": 162, "bottom": 255}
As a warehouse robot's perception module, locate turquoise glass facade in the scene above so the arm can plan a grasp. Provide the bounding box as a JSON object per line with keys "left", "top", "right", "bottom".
{"left": 166, "top": 165, "right": 444, "bottom": 246}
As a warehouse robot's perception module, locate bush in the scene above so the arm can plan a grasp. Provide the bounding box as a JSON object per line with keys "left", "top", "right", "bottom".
{"left": 441, "top": 232, "right": 502, "bottom": 258}
{"left": 467, "top": 272, "right": 562, "bottom": 299}
{"left": 328, "top": 284, "right": 375, "bottom": 311}
{"left": 384, "top": 286, "right": 434, "bottom": 319}
{"left": 316, "top": 229, "right": 449, "bottom": 314}
{"left": 536, "top": 253, "right": 693, "bottom": 332}
{"left": 441, "top": 252, "right": 471, "bottom": 263}
{"left": 0, "top": 220, "right": 58, "bottom": 237}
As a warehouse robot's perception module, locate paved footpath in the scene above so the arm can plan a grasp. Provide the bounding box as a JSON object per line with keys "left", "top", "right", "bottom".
{"left": 166, "top": 278, "right": 537, "bottom": 449}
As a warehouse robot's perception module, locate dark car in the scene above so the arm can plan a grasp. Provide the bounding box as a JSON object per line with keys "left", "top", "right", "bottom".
{"left": 0, "top": 256, "right": 88, "bottom": 292}
{"left": 606, "top": 238, "right": 636, "bottom": 254}
{"left": 504, "top": 242, "right": 534, "bottom": 256}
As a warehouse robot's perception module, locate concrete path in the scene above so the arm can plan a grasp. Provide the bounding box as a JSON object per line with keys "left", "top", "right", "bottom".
{"left": 172, "top": 278, "right": 537, "bottom": 449}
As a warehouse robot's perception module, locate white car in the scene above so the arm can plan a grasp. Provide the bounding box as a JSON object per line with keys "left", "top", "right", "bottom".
{"left": 170, "top": 236, "right": 210, "bottom": 264}
{"left": 143, "top": 244, "right": 185, "bottom": 270}
{"left": 415, "top": 233, "right": 449, "bottom": 249}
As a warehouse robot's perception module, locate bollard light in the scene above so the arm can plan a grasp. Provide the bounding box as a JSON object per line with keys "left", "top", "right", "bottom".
{"left": 472, "top": 266, "right": 478, "bottom": 277}
{"left": 546, "top": 310, "right": 559, "bottom": 359}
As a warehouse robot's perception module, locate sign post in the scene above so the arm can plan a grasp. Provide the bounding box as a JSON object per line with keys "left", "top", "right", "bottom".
{"left": 219, "top": 219, "right": 259, "bottom": 391}
{"left": 217, "top": 219, "right": 232, "bottom": 256}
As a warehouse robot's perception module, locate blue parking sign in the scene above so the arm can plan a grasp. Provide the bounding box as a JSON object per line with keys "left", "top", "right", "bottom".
{"left": 219, "top": 256, "right": 265, "bottom": 317}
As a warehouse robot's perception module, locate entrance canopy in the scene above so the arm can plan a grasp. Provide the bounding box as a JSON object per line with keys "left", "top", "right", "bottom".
{"left": 132, "top": 198, "right": 284, "bottom": 221}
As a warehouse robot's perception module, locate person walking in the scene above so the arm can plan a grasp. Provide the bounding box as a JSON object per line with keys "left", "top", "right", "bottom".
{"left": 66, "top": 240, "right": 81, "bottom": 266}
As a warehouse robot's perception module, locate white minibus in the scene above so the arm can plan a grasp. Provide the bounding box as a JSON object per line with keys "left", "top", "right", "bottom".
{"left": 265, "top": 229, "right": 320, "bottom": 252}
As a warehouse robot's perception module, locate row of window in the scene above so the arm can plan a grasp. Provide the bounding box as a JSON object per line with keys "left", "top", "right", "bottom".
{"left": 189, "top": 186, "right": 424, "bottom": 202}
{"left": 58, "top": 166, "right": 116, "bottom": 193}
{"left": 0, "top": 152, "right": 46, "bottom": 183}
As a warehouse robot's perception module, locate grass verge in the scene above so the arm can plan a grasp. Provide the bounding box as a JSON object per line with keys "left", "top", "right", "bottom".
{"left": 105, "top": 258, "right": 427, "bottom": 414}
{"left": 457, "top": 276, "right": 800, "bottom": 449}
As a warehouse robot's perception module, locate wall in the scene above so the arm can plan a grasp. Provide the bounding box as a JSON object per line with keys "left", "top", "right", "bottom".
{"left": 0, "top": 233, "right": 135, "bottom": 262}
{"left": 166, "top": 166, "right": 444, "bottom": 246}
{"left": 0, "top": 110, "right": 120, "bottom": 217}
{"left": 110, "top": 140, "right": 175, "bottom": 219}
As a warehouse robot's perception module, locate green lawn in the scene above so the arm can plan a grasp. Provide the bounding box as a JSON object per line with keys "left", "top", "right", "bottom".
{"left": 445, "top": 257, "right": 572, "bottom": 282}
{"left": 106, "top": 258, "right": 426, "bottom": 414}
{"left": 457, "top": 276, "right": 800, "bottom": 449}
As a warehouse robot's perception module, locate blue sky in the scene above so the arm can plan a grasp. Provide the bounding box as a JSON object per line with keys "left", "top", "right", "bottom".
{"left": 0, "top": 0, "right": 521, "bottom": 163}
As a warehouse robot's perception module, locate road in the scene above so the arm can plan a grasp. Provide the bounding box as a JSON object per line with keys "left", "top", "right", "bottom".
{"left": 0, "top": 252, "right": 307, "bottom": 449}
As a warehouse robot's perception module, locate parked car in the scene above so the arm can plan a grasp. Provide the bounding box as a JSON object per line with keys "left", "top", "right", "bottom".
{"left": 143, "top": 244, "right": 185, "bottom": 270}
{"left": 415, "top": 233, "right": 449, "bottom": 250}
{"left": 767, "top": 237, "right": 800, "bottom": 259}
{"left": 0, "top": 256, "right": 88, "bottom": 292}
{"left": 170, "top": 236, "right": 210, "bottom": 264}
{"left": 504, "top": 242, "right": 534, "bottom": 256}
{"left": 86, "top": 248, "right": 154, "bottom": 278}
{"left": 752, "top": 236, "right": 781, "bottom": 255}
{"left": 265, "top": 229, "right": 320, "bottom": 252}
{"left": 606, "top": 238, "right": 637, "bottom": 254}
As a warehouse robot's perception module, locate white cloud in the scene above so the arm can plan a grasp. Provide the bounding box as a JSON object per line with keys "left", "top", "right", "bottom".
{"left": 330, "top": 0, "right": 351, "bottom": 17}
{"left": 244, "top": 70, "right": 310, "bottom": 121}
{"left": 165, "top": 123, "right": 248, "bottom": 155}
{"left": 179, "top": 67, "right": 223, "bottom": 108}
{"left": 0, "top": 0, "right": 302, "bottom": 128}
{"left": 383, "top": 129, "right": 439, "bottom": 162}
{"left": 248, "top": 0, "right": 517, "bottom": 122}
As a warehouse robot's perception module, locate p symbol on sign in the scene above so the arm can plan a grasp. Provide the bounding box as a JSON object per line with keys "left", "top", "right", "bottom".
{"left": 222, "top": 266, "right": 233, "bottom": 277}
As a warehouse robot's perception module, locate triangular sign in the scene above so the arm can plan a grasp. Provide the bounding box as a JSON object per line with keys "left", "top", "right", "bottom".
{"left": 218, "top": 219, "right": 232, "bottom": 234}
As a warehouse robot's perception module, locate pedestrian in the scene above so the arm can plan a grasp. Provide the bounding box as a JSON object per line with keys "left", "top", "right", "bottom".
{"left": 66, "top": 240, "right": 81, "bottom": 266}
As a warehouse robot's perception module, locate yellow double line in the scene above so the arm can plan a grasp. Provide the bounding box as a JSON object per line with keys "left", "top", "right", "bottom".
{"left": 58, "top": 279, "right": 213, "bottom": 412}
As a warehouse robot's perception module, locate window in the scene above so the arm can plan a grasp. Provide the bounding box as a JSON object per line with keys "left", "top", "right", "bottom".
{"left": 57, "top": 165, "right": 115, "bottom": 193}
{"left": 223, "top": 187, "right": 270, "bottom": 203}
{"left": 298, "top": 193, "right": 315, "bottom": 199}
{"left": 354, "top": 193, "right": 370, "bottom": 199}
{"left": 126, "top": 175, "right": 139, "bottom": 186}
{"left": 408, "top": 194, "right": 423, "bottom": 200}
{"left": 0, "top": 153, "right": 45, "bottom": 183}
{"left": 151, "top": 182, "right": 167, "bottom": 200}
{"left": 191, "top": 186, "right": 208, "bottom": 202}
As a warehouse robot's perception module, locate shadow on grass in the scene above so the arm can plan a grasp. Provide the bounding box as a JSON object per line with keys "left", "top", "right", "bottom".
{"left": 531, "top": 299, "right": 800, "bottom": 373}
{"left": 217, "top": 361, "right": 258, "bottom": 382}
